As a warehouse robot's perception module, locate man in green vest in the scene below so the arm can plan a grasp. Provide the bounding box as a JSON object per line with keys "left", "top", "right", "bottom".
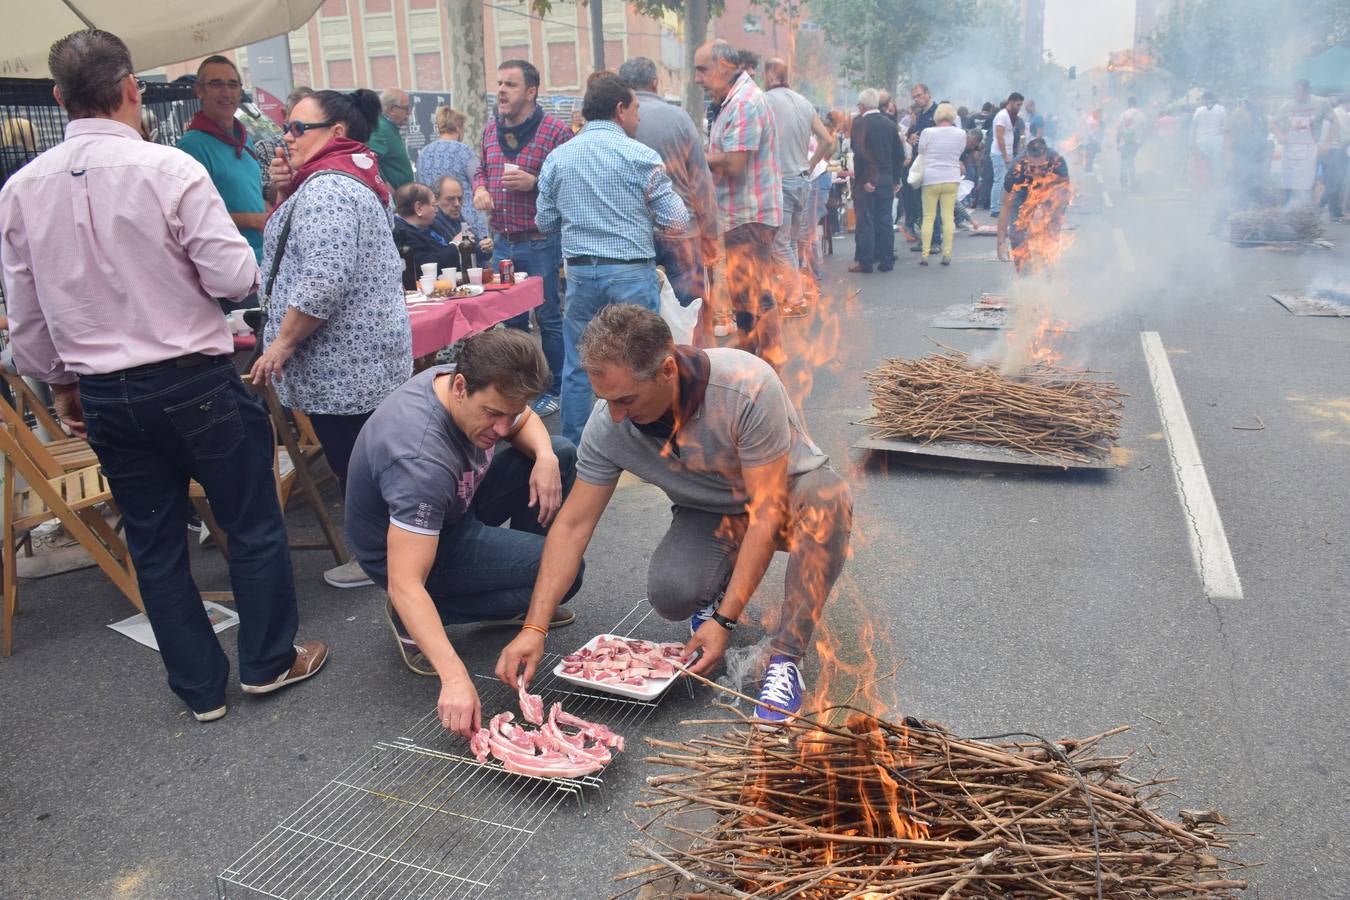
{"left": 176, "top": 55, "right": 267, "bottom": 264}
{"left": 369, "top": 87, "right": 415, "bottom": 189}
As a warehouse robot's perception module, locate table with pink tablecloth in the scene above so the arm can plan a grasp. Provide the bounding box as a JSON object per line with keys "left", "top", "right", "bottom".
{"left": 231, "top": 277, "right": 544, "bottom": 359}
{"left": 406, "top": 277, "right": 543, "bottom": 358}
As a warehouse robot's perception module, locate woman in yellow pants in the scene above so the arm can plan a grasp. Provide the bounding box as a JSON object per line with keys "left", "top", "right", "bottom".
{"left": 916, "top": 103, "right": 967, "bottom": 265}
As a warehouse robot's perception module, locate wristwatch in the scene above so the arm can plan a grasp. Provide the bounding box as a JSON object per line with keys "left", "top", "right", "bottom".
{"left": 711, "top": 611, "right": 738, "bottom": 631}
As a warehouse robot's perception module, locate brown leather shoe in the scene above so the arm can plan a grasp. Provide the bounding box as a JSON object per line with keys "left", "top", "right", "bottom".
{"left": 241, "top": 641, "right": 329, "bottom": 694}
{"left": 847, "top": 262, "right": 873, "bottom": 273}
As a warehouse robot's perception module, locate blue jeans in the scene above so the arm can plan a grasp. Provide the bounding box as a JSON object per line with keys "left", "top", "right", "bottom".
{"left": 561, "top": 262, "right": 660, "bottom": 444}
{"left": 423, "top": 437, "right": 583, "bottom": 620}
{"left": 990, "top": 153, "right": 1009, "bottom": 216}
{"left": 654, "top": 233, "right": 705, "bottom": 307}
{"left": 492, "top": 232, "right": 563, "bottom": 397}
{"left": 800, "top": 172, "right": 831, "bottom": 282}
{"left": 79, "top": 357, "right": 298, "bottom": 712}
{"left": 773, "top": 174, "right": 811, "bottom": 303}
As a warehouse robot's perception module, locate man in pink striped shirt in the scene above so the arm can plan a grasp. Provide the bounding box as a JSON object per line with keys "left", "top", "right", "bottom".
{"left": 696, "top": 39, "right": 783, "bottom": 369}
{"left": 0, "top": 29, "right": 327, "bottom": 722}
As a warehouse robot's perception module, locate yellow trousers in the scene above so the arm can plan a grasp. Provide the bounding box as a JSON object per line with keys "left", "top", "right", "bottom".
{"left": 921, "top": 181, "right": 958, "bottom": 260}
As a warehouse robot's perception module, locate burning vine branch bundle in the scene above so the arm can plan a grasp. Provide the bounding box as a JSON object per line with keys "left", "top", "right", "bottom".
{"left": 861, "top": 349, "right": 1126, "bottom": 464}
{"left": 619, "top": 704, "right": 1247, "bottom": 899}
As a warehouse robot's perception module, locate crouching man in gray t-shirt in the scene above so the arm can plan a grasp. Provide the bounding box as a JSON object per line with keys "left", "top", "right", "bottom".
{"left": 345, "top": 329, "right": 583, "bottom": 738}
{"left": 495, "top": 304, "right": 851, "bottom": 724}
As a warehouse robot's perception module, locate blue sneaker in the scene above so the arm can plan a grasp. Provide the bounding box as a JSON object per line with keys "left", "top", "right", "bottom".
{"left": 755, "top": 656, "right": 804, "bottom": 723}
{"left": 531, "top": 394, "right": 560, "bottom": 417}
{"left": 689, "top": 601, "right": 719, "bottom": 636}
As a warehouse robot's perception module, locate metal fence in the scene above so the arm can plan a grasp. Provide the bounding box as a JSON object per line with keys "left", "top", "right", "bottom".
{"left": 0, "top": 77, "right": 201, "bottom": 189}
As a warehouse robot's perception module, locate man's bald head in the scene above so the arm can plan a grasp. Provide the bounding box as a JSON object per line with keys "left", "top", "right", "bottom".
{"left": 694, "top": 40, "right": 741, "bottom": 102}
{"left": 765, "top": 58, "right": 789, "bottom": 87}
{"left": 381, "top": 87, "right": 410, "bottom": 125}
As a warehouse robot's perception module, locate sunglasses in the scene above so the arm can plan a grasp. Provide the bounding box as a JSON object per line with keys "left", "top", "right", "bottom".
{"left": 283, "top": 119, "right": 335, "bottom": 137}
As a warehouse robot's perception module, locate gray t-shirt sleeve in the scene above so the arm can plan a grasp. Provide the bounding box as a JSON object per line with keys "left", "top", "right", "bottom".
{"left": 734, "top": 378, "right": 792, "bottom": 467}
{"left": 381, "top": 455, "right": 458, "bottom": 535}
{"left": 576, "top": 401, "right": 624, "bottom": 487}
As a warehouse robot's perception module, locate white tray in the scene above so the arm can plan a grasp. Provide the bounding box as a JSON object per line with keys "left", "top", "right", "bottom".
{"left": 551, "top": 633, "right": 685, "bottom": 701}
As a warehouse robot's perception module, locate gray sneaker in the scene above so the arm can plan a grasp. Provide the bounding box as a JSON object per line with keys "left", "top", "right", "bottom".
{"left": 324, "top": 558, "right": 373, "bottom": 589}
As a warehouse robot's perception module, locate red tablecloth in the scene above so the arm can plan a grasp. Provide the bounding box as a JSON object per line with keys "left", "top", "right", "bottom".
{"left": 229, "top": 278, "right": 544, "bottom": 359}
{"left": 406, "top": 277, "right": 543, "bottom": 358}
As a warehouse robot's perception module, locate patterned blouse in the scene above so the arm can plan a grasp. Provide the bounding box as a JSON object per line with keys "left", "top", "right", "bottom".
{"left": 261, "top": 173, "right": 412, "bottom": 416}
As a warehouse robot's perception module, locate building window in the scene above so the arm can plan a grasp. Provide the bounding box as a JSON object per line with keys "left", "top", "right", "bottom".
{"left": 547, "top": 42, "right": 578, "bottom": 91}
{"left": 320, "top": 0, "right": 347, "bottom": 16}
{"left": 543, "top": 0, "right": 579, "bottom": 91}
{"left": 327, "top": 59, "right": 355, "bottom": 88}
{"left": 292, "top": 62, "right": 312, "bottom": 88}
{"left": 371, "top": 56, "right": 398, "bottom": 89}
{"left": 415, "top": 52, "right": 443, "bottom": 90}
{"left": 363, "top": 0, "right": 390, "bottom": 11}
{"left": 602, "top": 0, "right": 627, "bottom": 61}
{"left": 496, "top": 2, "right": 532, "bottom": 63}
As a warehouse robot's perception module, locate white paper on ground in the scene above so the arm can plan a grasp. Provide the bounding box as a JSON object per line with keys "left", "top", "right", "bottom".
{"left": 108, "top": 601, "right": 239, "bottom": 652}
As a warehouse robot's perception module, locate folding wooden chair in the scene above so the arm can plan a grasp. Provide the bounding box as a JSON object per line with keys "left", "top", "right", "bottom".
{"left": 0, "top": 425, "right": 142, "bottom": 656}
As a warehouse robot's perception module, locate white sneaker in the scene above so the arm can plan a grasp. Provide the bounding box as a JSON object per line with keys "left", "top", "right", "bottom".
{"left": 324, "top": 559, "right": 373, "bottom": 589}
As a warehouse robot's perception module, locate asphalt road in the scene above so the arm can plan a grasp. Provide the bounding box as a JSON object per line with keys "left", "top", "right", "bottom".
{"left": 1, "top": 156, "right": 1347, "bottom": 899}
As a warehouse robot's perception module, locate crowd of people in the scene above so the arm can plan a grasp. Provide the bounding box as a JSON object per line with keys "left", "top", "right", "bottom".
{"left": 0, "top": 29, "right": 857, "bottom": 729}
{"left": 3, "top": 27, "right": 1345, "bottom": 735}
{"left": 1093, "top": 82, "right": 1350, "bottom": 221}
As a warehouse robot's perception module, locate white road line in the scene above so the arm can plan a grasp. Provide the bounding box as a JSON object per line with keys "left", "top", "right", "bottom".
{"left": 1113, "top": 226, "right": 1136, "bottom": 272}
{"left": 1139, "top": 332, "right": 1244, "bottom": 600}
{"left": 1102, "top": 191, "right": 1114, "bottom": 208}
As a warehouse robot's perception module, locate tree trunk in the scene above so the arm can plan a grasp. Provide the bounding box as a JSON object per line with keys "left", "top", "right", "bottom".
{"left": 589, "top": 0, "right": 606, "bottom": 72}
{"left": 445, "top": 0, "right": 488, "bottom": 151}
{"left": 683, "top": 0, "right": 709, "bottom": 129}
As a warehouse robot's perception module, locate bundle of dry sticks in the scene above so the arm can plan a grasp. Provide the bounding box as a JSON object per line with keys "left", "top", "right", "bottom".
{"left": 861, "top": 350, "right": 1125, "bottom": 464}
{"left": 1228, "top": 206, "right": 1325, "bottom": 244}
{"left": 618, "top": 701, "right": 1248, "bottom": 899}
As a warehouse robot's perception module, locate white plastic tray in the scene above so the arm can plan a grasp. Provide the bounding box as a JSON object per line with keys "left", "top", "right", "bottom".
{"left": 550, "top": 633, "right": 685, "bottom": 701}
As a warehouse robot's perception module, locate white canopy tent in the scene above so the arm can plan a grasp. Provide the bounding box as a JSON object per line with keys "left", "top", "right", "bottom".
{"left": 1, "top": 0, "right": 322, "bottom": 79}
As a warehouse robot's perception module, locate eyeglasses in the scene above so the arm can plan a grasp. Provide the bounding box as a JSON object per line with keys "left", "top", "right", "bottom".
{"left": 282, "top": 119, "right": 335, "bottom": 137}
{"left": 115, "top": 72, "right": 147, "bottom": 95}
{"left": 204, "top": 79, "right": 242, "bottom": 91}
{"left": 390, "top": 104, "right": 410, "bottom": 112}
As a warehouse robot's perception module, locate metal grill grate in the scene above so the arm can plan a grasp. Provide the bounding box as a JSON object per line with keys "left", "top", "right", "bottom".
{"left": 218, "top": 602, "right": 683, "bottom": 899}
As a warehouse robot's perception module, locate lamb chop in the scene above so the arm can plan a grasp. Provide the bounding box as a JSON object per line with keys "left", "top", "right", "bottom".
{"left": 470, "top": 687, "right": 623, "bottom": 779}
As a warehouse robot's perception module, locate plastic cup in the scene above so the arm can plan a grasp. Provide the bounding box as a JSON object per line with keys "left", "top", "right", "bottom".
{"left": 468, "top": 268, "right": 484, "bottom": 285}
{"left": 441, "top": 267, "right": 457, "bottom": 284}
{"left": 419, "top": 275, "right": 436, "bottom": 295}
{"left": 503, "top": 162, "right": 520, "bottom": 174}
{"left": 420, "top": 262, "right": 438, "bottom": 279}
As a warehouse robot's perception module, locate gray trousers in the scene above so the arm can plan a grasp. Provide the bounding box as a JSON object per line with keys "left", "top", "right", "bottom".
{"left": 646, "top": 467, "right": 852, "bottom": 659}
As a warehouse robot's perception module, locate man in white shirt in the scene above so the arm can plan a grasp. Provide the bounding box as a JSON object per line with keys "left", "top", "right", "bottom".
{"left": 1191, "top": 93, "right": 1227, "bottom": 192}
{"left": 989, "top": 92, "right": 1023, "bottom": 218}
{"left": 1116, "top": 96, "right": 1146, "bottom": 191}
{"left": 761, "top": 58, "right": 831, "bottom": 316}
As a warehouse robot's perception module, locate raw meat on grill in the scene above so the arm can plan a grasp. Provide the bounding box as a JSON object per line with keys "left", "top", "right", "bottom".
{"left": 470, "top": 689, "right": 625, "bottom": 779}
{"left": 560, "top": 637, "right": 687, "bottom": 686}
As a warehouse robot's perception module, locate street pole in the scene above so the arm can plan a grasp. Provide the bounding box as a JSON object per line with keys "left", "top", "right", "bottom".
{"left": 683, "top": 0, "right": 709, "bottom": 126}
{"left": 590, "top": 0, "right": 606, "bottom": 72}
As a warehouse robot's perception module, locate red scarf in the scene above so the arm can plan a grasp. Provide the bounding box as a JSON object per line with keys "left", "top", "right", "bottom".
{"left": 283, "top": 137, "right": 391, "bottom": 206}
{"left": 187, "top": 111, "right": 247, "bottom": 159}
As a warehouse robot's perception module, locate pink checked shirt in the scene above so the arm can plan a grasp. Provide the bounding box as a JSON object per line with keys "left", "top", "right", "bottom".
{"left": 709, "top": 72, "right": 782, "bottom": 232}
{"left": 0, "top": 119, "right": 259, "bottom": 384}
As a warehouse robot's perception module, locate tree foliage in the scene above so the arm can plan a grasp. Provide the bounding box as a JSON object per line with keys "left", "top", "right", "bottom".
{"left": 808, "top": 0, "right": 977, "bottom": 90}
{"left": 1149, "top": 0, "right": 1350, "bottom": 97}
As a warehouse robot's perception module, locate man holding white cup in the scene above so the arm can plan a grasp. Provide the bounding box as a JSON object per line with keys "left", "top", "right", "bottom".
{"left": 473, "top": 59, "right": 572, "bottom": 418}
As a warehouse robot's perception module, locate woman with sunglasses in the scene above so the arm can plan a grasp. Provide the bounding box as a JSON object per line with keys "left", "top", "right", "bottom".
{"left": 251, "top": 88, "right": 413, "bottom": 590}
